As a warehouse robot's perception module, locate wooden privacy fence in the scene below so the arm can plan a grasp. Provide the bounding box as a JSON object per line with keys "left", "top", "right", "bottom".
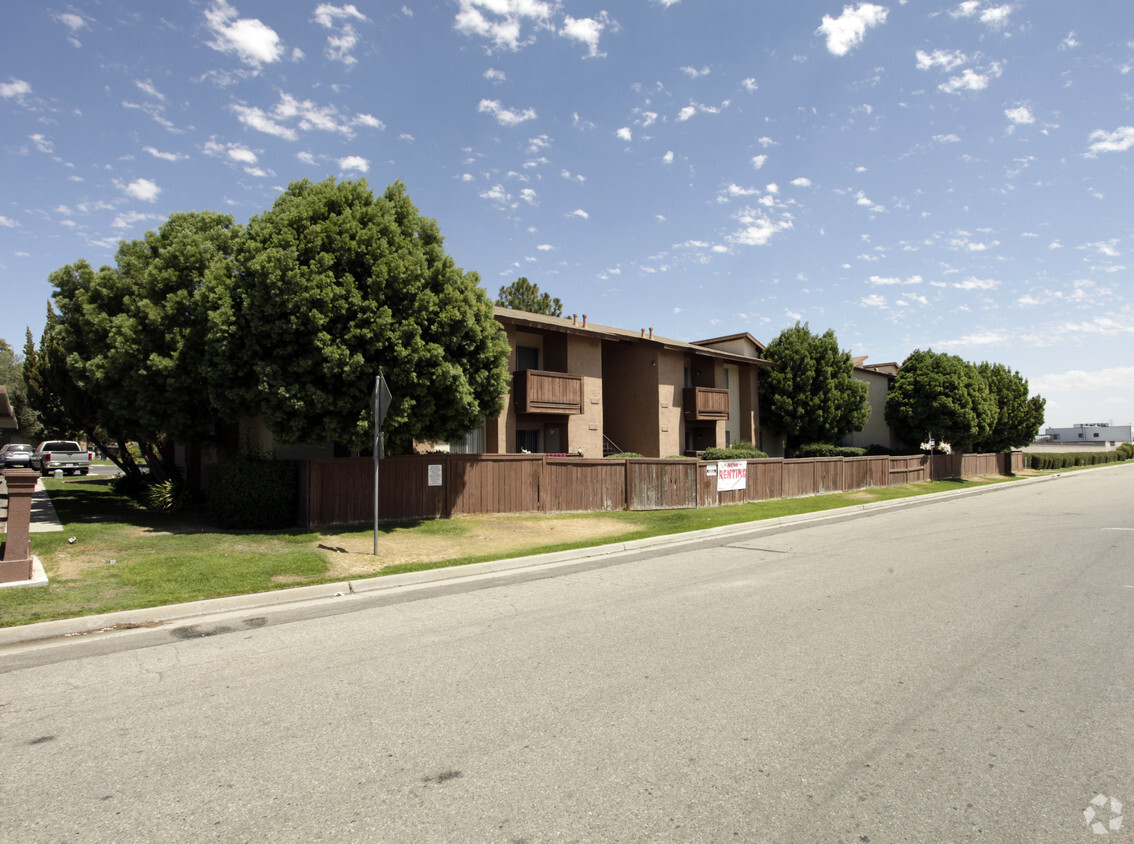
{"left": 296, "top": 450, "right": 1025, "bottom": 528}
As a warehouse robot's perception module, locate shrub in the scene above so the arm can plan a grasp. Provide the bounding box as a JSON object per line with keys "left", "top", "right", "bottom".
{"left": 203, "top": 455, "right": 297, "bottom": 529}
{"left": 864, "top": 444, "right": 894, "bottom": 456}
{"left": 794, "top": 443, "right": 867, "bottom": 458}
{"left": 606, "top": 452, "right": 644, "bottom": 459}
{"left": 143, "top": 478, "right": 194, "bottom": 513}
{"left": 702, "top": 441, "right": 769, "bottom": 460}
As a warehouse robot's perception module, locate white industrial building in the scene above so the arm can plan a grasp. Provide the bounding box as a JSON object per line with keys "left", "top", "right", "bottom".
{"left": 1037, "top": 423, "right": 1132, "bottom": 447}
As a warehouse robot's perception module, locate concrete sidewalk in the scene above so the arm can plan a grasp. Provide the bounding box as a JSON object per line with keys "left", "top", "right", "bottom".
{"left": 0, "top": 476, "right": 65, "bottom": 534}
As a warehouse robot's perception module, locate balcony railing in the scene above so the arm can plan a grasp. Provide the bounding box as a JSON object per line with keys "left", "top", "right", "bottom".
{"left": 513, "top": 370, "right": 584, "bottom": 415}
{"left": 683, "top": 386, "right": 730, "bottom": 421}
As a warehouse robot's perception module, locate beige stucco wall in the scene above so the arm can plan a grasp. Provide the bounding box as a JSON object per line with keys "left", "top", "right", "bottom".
{"left": 567, "top": 334, "right": 603, "bottom": 457}
{"left": 843, "top": 370, "right": 895, "bottom": 450}
{"left": 657, "top": 349, "right": 684, "bottom": 457}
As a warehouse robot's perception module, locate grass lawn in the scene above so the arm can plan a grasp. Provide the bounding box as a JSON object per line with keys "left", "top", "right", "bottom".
{"left": 0, "top": 473, "right": 1016, "bottom": 628}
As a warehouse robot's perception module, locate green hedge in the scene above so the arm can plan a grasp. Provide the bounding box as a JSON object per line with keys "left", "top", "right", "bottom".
{"left": 795, "top": 443, "right": 868, "bottom": 458}
{"left": 702, "top": 441, "right": 769, "bottom": 460}
{"left": 204, "top": 456, "right": 298, "bottom": 529}
{"left": 1028, "top": 450, "right": 1127, "bottom": 471}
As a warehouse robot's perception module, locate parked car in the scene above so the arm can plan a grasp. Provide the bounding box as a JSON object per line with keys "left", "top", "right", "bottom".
{"left": 32, "top": 440, "right": 92, "bottom": 476}
{"left": 0, "top": 443, "right": 34, "bottom": 470}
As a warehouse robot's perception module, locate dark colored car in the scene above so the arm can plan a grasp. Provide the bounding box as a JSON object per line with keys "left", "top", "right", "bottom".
{"left": 0, "top": 443, "right": 34, "bottom": 470}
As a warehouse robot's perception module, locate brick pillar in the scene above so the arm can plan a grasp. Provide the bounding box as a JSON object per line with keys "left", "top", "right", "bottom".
{"left": 1, "top": 468, "right": 39, "bottom": 583}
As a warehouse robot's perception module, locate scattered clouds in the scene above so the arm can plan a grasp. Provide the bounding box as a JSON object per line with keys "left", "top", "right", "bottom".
{"left": 817, "top": 3, "right": 889, "bottom": 57}
{"left": 751, "top": 155, "right": 767, "bottom": 169}
{"left": 0, "top": 78, "right": 32, "bottom": 99}
{"left": 111, "top": 210, "right": 161, "bottom": 229}
{"left": 313, "top": 3, "right": 368, "bottom": 65}
{"left": 560, "top": 11, "right": 616, "bottom": 58}
{"left": 1035, "top": 365, "right": 1134, "bottom": 394}
{"left": 953, "top": 276, "right": 999, "bottom": 290}
{"left": 939, "top": 62, "right": 1004, "bottom": 94}
{"left": 478, "top": 98, "right": 537, "bottom": 126}
{"left": 29, "top": 133, "right": 54, "bottom": 154}
{"left": 791, "top": 177, "right": 812, "bottom": 187}
{"left": 681, "top": 66, "right": 711, "bottom": 79}
{"left": 568, "top": 209, "right": 589, "bottom": 220}
{"left": 231, "top": 93, "right": 383, "bottom": 140}
{"left": 144, "top": 146, "right": 187, "bottom": 161}
{"left": 616, "top": 127, "right": 632, "bottom": 142}
{"left": 728, "top": 205, "right": 793, "bottom": 246}
{"left": 454, "top": 0, "right": 555, "bottom": 52}
{"left": 741, "top": 78, "right": 758, "bottom": 92}
{"left": 1086, "top": 126, "right": 1134, "bottom": 156}
{"left": 915, "top": 49, "right": 968, "bottom": 71}
{"left": 205, "top": 0, "right": 285, "bottom": 66}
{"left": 0, "top": 216, "right": 18, "bottom": 228}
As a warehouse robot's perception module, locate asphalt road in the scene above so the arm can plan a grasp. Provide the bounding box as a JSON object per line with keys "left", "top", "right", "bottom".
{"left": 2, "top": 468, "right": 1131, "bottom": 842}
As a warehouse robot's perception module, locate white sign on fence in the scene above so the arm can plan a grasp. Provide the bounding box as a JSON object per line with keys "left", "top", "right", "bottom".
{"left": 716, "top": 460, "right": 747, "bottom": 492}
{"left": 428, "top": 464, "right": 443, "bottom": 487}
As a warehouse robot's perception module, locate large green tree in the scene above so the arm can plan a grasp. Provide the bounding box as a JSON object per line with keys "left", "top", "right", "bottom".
{"left": 973, "top": 362, "right": 1045, "bottom": 452}
{"left": 884, "top": 349, "right": 995, "bottom": 452}
{"left": 207, "top": 177, "right": 510, "bottom": 454}
{"left": 496, "top": 276, "right": 563, "bottom": 316}
{"left": 107, "top": 211, "right": 239, "bottom": 445}
{"left": 757, "top": 322, "right": 870, "bottom": 451}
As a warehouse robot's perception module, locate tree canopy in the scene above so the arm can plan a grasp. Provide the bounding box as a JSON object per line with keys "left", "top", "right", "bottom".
{"left": 757, "top": 322, "right": 870, "bottom": 451}
{"left": 496, "top": 277, "right": 563, "bottom": 317}
{"left": 972, "top": 362, "right": 1045, "bottom": 452}
{"left": 0, "top": 337, "right": 43, "bottom": 442}
{"left": 884, "top": 349, "right": 995, "bottom": 452}
{"left": 207, "top": 177, "right": 510, "bottom": 454}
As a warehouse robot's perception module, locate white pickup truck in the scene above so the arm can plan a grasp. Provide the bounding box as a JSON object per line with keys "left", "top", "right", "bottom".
{"left": 32, "top": 440, "right": 92, "bottom": 476}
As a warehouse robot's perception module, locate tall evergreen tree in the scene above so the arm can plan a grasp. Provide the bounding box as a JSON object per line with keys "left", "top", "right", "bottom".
{"left": 496, "top": 277, "right": 563, "bottom": 317}
{"left": 757, "top": 322, "right": 870, "bottom": 452}
{"left": 884, "top": 349, "right": 995, "bottom": 452}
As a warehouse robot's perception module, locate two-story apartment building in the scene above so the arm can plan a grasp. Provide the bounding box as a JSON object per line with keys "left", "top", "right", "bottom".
{"left": 484, "top": 309, "right": 771, "bottom": 458}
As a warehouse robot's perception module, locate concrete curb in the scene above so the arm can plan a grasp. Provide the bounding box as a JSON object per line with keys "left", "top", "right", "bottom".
{"left": 0, "top": 471, "right": 1066, "bottom": 648}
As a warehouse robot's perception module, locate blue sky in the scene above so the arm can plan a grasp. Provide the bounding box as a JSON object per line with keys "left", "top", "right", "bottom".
{"left": 2, "top": 1, "right": 1132, "bottom": 430}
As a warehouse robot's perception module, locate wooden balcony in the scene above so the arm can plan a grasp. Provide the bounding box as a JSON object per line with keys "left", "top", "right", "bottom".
{"left": 513, "top": 369, "right": 584, "bottom": 415}
{"left": 683, "top": 386, "right": 730, "bottom": 421}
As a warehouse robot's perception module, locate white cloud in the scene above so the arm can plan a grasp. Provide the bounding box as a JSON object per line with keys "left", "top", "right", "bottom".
{"left": 454, "top": 0, "right": 555, "bottom": 52}
{"left": 480, "top": 184, "right": 510, "bottom": 203}
{"left": 352, "top": 113, "right": 384, "bottom": 129}
{"left": 681, "top": 66, "right": 710, "bottom": 78}
{"left": 297, "top": 151, "right": 316, "bottom": 165}
{"left": 817, "top": 3, "right": 889, "bottom": 57}
{"left": 519, "top": 187, "right": 538, "bottom": 204}
{"left": 484, "top": 68, "right": 506, "bottom": 82}
{"left": 953, "top": 276, "right": 998, "bottom": 290}
{"left": 1005, "top": 105, "right": 1034, "bottom": 125}
{"left": 477, "top": 98, "right": 537, "bottom": 126}
{"left": 231, "top": 93, "right": 380, "bottom": 140}
{"left": 860, "top": 294, "right": 887, "bottom": 307}
{"left": 915, "top": 49, "right": 967, "bottom": 71}
{"left": 939, "top": 62, "right": 1003, "bottom": 94}
{"left": 121, "top": 178, "right": 161, "bottom": 202}
{"left": 56, "top": 12, "right": 86, "bottom": 30}
{"left": 979, "top": 4, "right": 1013, "bottom": 27}
{"left": 1035, "top": 365, "right": 1134, "bottom": 394}
{"left": 728, "top": 206, "right": 793, "bottom": 246}
{"left": 676, "top": 105, "right": 697, "bottom": 122}
{"left": 1087, "top": 126, "right": 1134, "bottom": 155}
{"left": 205, "top": 0, "right": 284, "bottom": 66}
{"left": 29, "top": 134, "right": 53, "bottom": 154}
{"left": 228, "top": 146, "right": 257, "bottom": 163}
{"left": 662, "top": 150, "right": 674, "bottom": 164}
{"left": 868, "top": 274, "right": 923, "bottom": 285}
{"left": 560, "top": 12, "right": 614, "bottom": 58}
{"left": 313, "top": 4, "right": 368, "bottom": 65}
{"left": 0, "top": 79, "right": 32, "bottom": 99}
{"left": 751, "top": 154, "right": 767, "bottom": 169}
{"left": 0, "top": 216, "right": 18, "bottom": 228}
{"left": 144, "top": 146, "right": 187, "bottom": 161}
{"left": 568, "top": 209, "right": 589, "bottom": 220}
{"left": 339, "top": 155, "right": 368, "bottom": 172}
{"left": 741, "top": 78, "right": 758, "bottom": 92}
{"left": 934, "top": 133, "right": 961, "bottom": 143}
{"left": 616, "top": 127, "right": 632, "bottom": 142}
{"left": 135, "top": 79, "right": 165, "bottom": 100}
{"left": 112, "top": 210, "right": 161, "bottom": 229}
{"left": 791, "top": 177, "right": 812, "bottom": 187}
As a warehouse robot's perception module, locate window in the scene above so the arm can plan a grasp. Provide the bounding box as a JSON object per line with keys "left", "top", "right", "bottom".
{"left": 1093, "top": 432, "right": 1100, "bottom": 438}
{"left": 723, "top": 368, "right": 730, "bottom": 388}
{"left": 516, "top": 429, "right": 540, "bottom": 453}
{"left": 517, "top": 346, "right": 539, "bottom": 371}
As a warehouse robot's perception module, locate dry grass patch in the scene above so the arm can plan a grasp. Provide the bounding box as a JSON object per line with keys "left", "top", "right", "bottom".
{"left": 315, "top": 514, "right": 632, "bottom": 578}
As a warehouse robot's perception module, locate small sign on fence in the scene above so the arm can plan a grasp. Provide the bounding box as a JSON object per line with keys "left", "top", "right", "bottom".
{"left": 428, "top": 464, "right": 443, "bottom": 487}
{"left": 716, "top": 460, "right": 747, "bottom": 492}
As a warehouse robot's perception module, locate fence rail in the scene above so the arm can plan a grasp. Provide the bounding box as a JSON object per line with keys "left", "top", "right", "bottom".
{"left": 296, "top": 450, "right": 1027, "bottom": 528}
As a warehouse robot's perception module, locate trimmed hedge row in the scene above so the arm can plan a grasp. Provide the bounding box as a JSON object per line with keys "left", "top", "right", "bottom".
{"left": 795, "top": 443, "right": 868, "bottom": 458}
{"left": 1029, "top": 449, "right": 1129, "bottom": 471}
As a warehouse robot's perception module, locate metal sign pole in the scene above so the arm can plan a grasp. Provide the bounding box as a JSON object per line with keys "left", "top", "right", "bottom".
{"left": 371, "top": 370, "right": 393, "bottom": 557}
